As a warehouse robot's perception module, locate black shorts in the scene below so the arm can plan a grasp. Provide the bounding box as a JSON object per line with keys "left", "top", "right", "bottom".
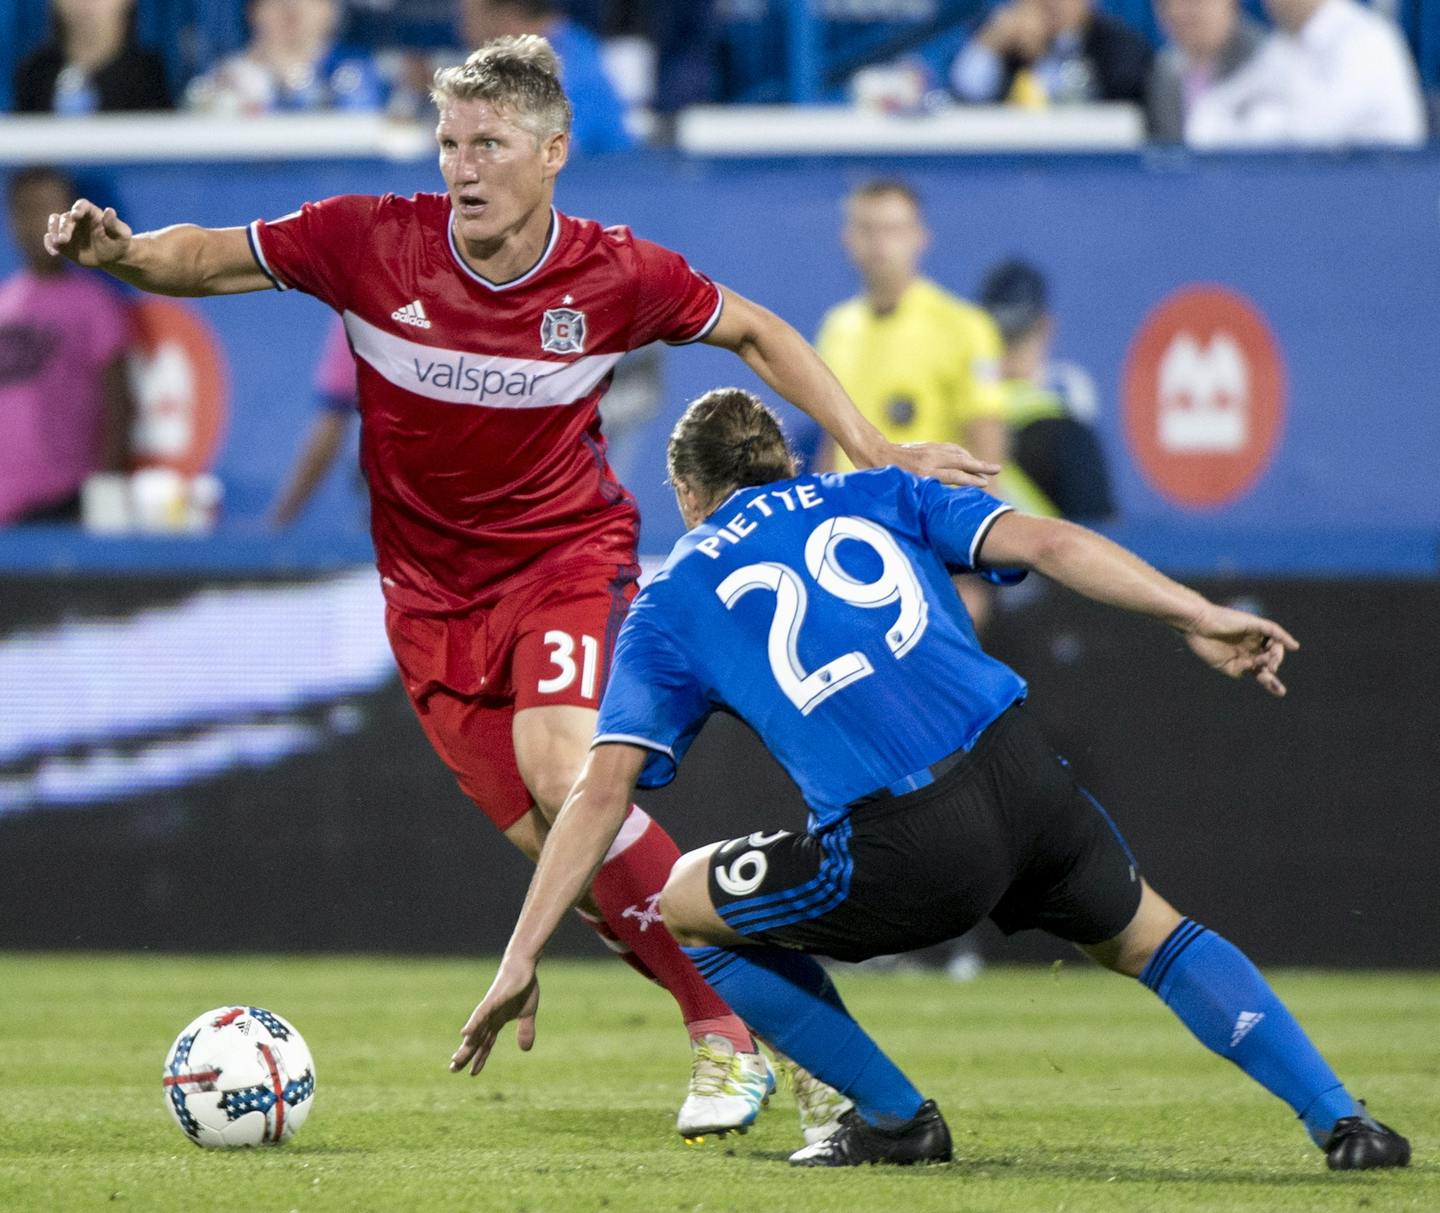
{"left": 706, "top": 705, "right": 1142, "bottom": 963}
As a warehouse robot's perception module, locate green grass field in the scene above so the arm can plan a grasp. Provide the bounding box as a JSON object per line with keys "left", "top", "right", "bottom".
{"left": 2, "top": 954, "right": 1435, "bottom": 1213}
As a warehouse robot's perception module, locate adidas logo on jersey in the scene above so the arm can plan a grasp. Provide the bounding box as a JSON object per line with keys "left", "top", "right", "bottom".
{"left": 1230, "top": 1010, "right": 1265, "bottom": 1048}
{"left": 391, "top": 300, "right": 432, "bottom": 329}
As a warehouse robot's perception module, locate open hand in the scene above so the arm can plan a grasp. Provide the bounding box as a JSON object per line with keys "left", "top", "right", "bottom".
{"left": 876, "top": 440, "right": 1001, "bottom": 489}
{"left": 45, "top": 198, "right": 133, "bottom": 268}
{"left": 450, "top": 958, "right": 540, "bottom": 1077}
{"left": 1185, "top": 604, "right": 1299, "bottom": 697}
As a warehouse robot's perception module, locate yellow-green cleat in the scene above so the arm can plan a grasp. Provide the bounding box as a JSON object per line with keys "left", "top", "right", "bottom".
{"left": 677, "top": 1035, "right": 774, "bottom": 1144}
{"left": 773, "top": 1051, "right": 854, "bottom": 1146}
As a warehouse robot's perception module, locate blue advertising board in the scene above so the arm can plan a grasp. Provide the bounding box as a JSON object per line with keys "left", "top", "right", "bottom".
{"left": 3, "top": 149, "right": 1437, "bottom": 572}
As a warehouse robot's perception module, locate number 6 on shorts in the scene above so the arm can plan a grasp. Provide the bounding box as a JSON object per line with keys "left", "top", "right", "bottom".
{"left": 712, "top": 832, "right": 789, "bottom": 897}
{"left": 714, "top": 849, "right": 769, "bottom": 897}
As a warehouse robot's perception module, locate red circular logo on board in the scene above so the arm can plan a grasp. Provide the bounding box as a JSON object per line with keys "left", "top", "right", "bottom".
{"left": 1122, "top": 285, "right": 1286, "bottom": 509}
{"left": 126, "top": 298, "right": 230, "bottom": 476}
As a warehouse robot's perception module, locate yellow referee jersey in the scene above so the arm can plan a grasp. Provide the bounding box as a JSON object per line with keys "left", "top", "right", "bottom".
{"left": 816, "top": 278, "right": 1006, "bottom": 471}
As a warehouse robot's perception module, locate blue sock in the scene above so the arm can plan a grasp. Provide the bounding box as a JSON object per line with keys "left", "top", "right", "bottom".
{"left": 685, "top": 944, "right": 924, "bottom": 1128}
{"left": 1141, "top": 919, "right": 1362, "bottom": 1145}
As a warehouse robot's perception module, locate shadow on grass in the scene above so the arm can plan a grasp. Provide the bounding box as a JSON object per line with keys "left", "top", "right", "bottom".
{"left": 745, "top": 1150, "right": 1426, "bottom": 1188}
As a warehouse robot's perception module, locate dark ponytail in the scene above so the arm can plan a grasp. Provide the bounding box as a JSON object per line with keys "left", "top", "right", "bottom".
{"left": 667, "top": 388, "right": 795, "bottom": 501}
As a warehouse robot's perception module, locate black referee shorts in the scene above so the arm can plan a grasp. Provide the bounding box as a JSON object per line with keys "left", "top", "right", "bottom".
{"left": 706, "top": 705, "right": 1142, "bottom": 964}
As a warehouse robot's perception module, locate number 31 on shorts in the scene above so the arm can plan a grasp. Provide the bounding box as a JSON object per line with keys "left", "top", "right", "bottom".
{"left": 537, "top": 630, "right": 600, "bottom": 699}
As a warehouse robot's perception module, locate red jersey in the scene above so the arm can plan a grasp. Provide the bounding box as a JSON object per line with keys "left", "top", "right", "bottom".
{"left": 248, "top": 194, "right": 723, "bottom": 614}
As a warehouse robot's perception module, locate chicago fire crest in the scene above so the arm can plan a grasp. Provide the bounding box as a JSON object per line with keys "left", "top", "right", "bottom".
{"left": 540, "top": 307, "right": 586, "bottom": 354}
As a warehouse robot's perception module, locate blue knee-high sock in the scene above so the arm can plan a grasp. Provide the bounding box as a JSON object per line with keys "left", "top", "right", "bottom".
{"left": 1140, "top": 919, "right": 1361, "bottom": 1145}
{"left": 685, "top": 944, "right": 923, "bottom": 1128}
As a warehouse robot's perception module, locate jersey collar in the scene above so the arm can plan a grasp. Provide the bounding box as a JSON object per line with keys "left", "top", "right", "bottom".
{"left": 866, "top": 277, "right": 923, "bottom": 320}
{"left": 447, "top": 206, "right": 561, "bottom": 292}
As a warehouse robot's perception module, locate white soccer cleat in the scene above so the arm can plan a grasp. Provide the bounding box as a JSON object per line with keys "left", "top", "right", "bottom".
{"left": 776, "top": 1052, "right": 854, "bottom": 1146}
{"left": 677, "top": 1035, "right": 774, "bottom": 1144}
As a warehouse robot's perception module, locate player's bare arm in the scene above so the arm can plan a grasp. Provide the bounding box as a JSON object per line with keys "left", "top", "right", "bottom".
{"left": 45, "top": 199, "right": 271, "bottom": 296}
{"left": 451, "top": 743, "right": 646, "bottom": 1076}
{"left": 965, "top": 415, "right": 1011, "bottom": 473}
{"left": 980, "top": 512, "right": 1299, "bottom": 697}
{"left": 270, "top": 412, "right": 351, "bottom": 528}
{"left": 703, "top": 287, "right": 1000, "bottom": 489}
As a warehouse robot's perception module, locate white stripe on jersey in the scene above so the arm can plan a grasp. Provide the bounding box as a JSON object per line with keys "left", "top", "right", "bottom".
{"left": 342, "top": 309, "right": 624, "bottom": 410}
{"left": 592, "top": 733, "right": 676, "bottom": 759}
{"left": 247, "top": 220, "right": 291, "bottom": 291}
{"left": 667, "top": 285, "right": 725, "bottom": 346}
{"left": 968, "top": 504, "right": 1013, "bottom": 569}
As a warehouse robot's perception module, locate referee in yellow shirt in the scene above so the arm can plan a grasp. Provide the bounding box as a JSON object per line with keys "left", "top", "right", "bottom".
{"left": 816, "top": 179, "right": 1011, "bottom": 980}
{"left": 817, "top": 178, "right": 1010, "bottom": 630}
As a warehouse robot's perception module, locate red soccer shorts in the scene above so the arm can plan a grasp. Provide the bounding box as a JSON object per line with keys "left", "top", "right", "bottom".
{"left": 386, "top": 566, "right": 639, "bottom": 831}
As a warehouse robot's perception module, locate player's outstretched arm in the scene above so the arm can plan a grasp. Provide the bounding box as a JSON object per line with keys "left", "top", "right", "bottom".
{"left": 450, "top": 743, "right": 646, "bottom": 1076}
{"left": 45, "top": 198, "right": 272, "bottom": 296}
{"left": 979, "top": 512, "right": 1299, "bottom": 696}
{"left": 703, "top": 286, "right": 1001, "bottom": 488}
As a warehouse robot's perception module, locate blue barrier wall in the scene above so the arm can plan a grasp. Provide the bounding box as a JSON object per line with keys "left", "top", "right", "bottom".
{"left": 3, "top": 150, "right": 1438, "bottom": 572}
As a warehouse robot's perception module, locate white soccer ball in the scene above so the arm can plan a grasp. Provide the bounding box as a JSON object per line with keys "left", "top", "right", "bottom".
{"left": 162, "top": 1006, "right": 317, "bottom": 1148}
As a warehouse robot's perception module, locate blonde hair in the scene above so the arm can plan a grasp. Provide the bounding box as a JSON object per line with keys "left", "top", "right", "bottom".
{"left": 431, "top": 35, "right": 572, "bottom": 142}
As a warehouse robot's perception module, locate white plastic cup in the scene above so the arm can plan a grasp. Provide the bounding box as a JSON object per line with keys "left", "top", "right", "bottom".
{"left": 80, "top": 472, "right": 133, "bottom": 534}
{"left": 131, "top": 467, "right": 187, "bottom": 532}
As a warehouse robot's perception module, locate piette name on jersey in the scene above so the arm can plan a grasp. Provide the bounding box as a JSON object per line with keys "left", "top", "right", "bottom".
{"left": 695, "top": 483, "right": 826, "bottom": 560}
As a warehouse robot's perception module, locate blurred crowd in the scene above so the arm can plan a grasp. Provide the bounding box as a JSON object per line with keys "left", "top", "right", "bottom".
{"left": 5, "top": 0, "right": 1432, "bottom": 149}
{"left": 951, "top": 0, "right": 1427, "bottom": 146}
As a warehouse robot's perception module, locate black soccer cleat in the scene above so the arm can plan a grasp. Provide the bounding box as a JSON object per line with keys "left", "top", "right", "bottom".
{"left": 1322, "top": 1108, "right": 1411, "bottom": 1171}
{"left": 787, "top": 1099, "right": 952, "bottom": 1167}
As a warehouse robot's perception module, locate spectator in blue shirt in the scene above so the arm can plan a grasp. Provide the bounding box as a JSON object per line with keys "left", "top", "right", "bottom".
{"left": 15, "top": 0, "right": 172, "bottom": 114}
{"left": 460, "top": 0, "right": 636, "bottom": 152}
{"left": 953, "top": 0, "right": 1153, "bottom": 105}
{"left": 185, "top": 0, "right": 385, "bottom": 115}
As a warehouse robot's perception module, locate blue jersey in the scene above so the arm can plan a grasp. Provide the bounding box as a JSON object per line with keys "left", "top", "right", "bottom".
{"left": 595, "top": 468, "right": 1028, "bottom": 831}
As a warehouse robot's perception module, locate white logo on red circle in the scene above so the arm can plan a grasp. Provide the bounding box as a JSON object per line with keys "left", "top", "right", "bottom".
{"left": 126, "top": 298, "right": 230, "bottom": 476}
{"left": 1123, "top": 285, "right": 1286, "bottom": 509}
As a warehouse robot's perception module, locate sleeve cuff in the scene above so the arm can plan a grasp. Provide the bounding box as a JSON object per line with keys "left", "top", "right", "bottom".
{"left": 247, "top": 221, "right": 291, "bottom": 292}
{"left": 592, "top": 732, "right": 679, "bottom": 788}
{"left": 968, "top": 503, "right": 1012, "bottom": 568}
{"left": 665, "top": 285, "right": 725, "bottom": 346}
{"left": 592, "top": 732, "right": 675, "bottom": 759}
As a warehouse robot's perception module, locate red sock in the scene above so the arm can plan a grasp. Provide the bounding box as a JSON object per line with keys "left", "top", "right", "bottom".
{"left": 573, "top": 908, "right": 661, "bottom": 985}
{"left": 587, "top": 806, "right": 752, "bottom": 1052}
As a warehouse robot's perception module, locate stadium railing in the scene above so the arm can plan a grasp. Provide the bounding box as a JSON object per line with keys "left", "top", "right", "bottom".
{"left": 0, "top": 112, "right": 433, "bottom": 166}
{"left": 0, "top": 107, "right": 1143, "bottom": 165}
{"left": 676, "top": 103, "right": 1143, "bottom": 155}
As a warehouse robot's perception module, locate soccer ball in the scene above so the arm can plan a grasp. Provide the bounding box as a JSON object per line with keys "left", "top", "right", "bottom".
{"left": 162, "top": 1006, "right": 317, "bottom": 1148}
